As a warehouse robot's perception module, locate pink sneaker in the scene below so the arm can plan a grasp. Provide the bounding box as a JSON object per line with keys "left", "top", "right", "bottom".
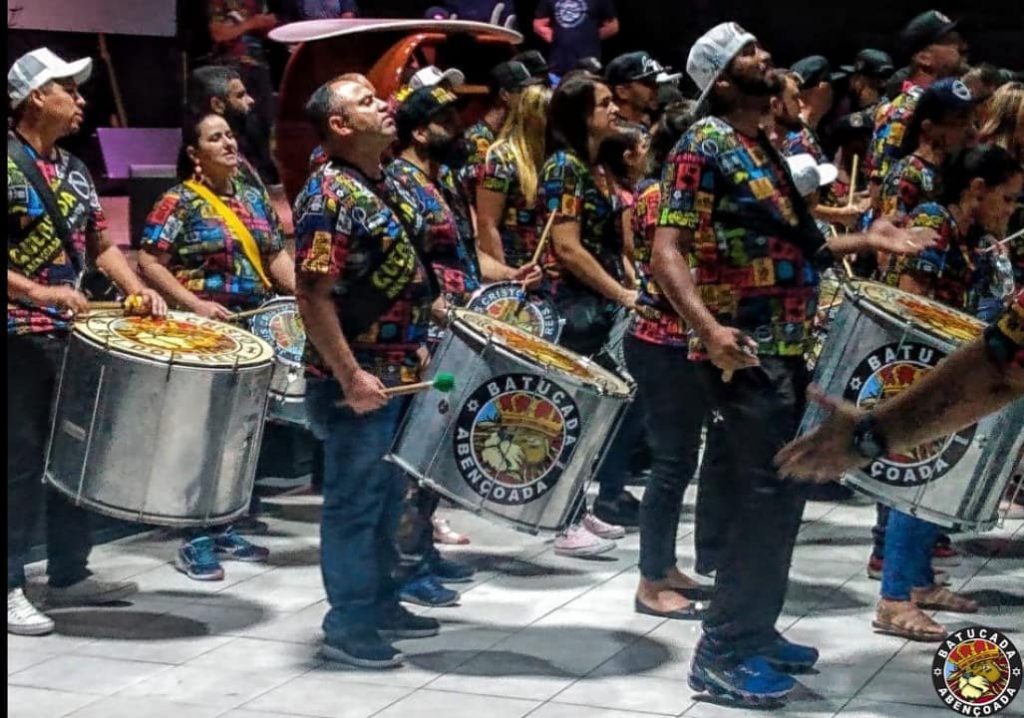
{"left": 554, "top": 524, "right": 616, "bottom": 557}
{"left": 583, "top": 512, "right": 626, "bottom": 540}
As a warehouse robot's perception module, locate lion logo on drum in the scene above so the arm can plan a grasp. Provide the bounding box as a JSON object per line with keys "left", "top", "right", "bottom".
{"left": 932, "top": 627, "right": 1022, "bottom": 714}
{"left": 454, "top": 373, "right": 581, "bottom": 506}
{"left": 843, "top": 342, "right": 976, "bottom": 487}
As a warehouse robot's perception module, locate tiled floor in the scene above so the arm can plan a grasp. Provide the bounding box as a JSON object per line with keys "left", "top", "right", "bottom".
{"left": 8, "top": 487, "right": 1024, "bottom": 718}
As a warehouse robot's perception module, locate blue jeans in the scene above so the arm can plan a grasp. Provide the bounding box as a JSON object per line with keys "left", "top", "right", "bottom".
{"left": 306, "top": 378, "right": 409, "bottom": 637}
{"left": 880, "top": 510, "right": 939, "bottom": 601}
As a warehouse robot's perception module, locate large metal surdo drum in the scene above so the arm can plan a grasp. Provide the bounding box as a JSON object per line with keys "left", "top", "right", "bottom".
{"left": 387, "top": 308, "right": 634, "bottom": 534}
{"left": 45, "top": 311, "right": 275, "bottom": 527}
{"left": 800, "top": 281, "right": 1024, "bottom": 532}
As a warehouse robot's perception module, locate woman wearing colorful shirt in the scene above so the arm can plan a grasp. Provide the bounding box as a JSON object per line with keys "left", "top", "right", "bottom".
{"left": 622, "top": 103, "right": 716, "bottom": 619}
{"left": 870, "top": 144, "right": 1022, "bottom": 642}
{"left": 138, "top": 112, "right": 295, "bottom": 582}
{"left": 978, "top": 82, "right": 1024, "bottom": 288}
{"left": 538, "top": 74, "right": 640, "bottom": 556}
{"left": 476, "top": 83, "right": 553, "bottom": 279}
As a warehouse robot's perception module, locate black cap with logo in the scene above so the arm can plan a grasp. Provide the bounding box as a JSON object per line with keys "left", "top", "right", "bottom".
{"left": 491, "top": 60, "right": 543, "bottom": 92}
{"left": 395, "top": 85, "right": 460, "bottom": 136}
{"left": 840, "top": 49, "right": 896, "bottom": 79}
{"left": 790, "top": 55, "right": 847, "bottom": 89}
{"left": 605, "top": 51, "right": 670, "bottom": 86}
{"left": 512, "top": 50, "right": 550, "bottom": 80}
{"left": 900, "top": 10, "right": 960, "bottom": 56}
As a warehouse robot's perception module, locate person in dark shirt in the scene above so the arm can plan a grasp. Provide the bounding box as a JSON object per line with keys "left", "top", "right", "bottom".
{"left": 532, "top": 0, "right": 619, "bottom": 77}
{"left": 296, "top": 0, "right": 357, "bottom": 19}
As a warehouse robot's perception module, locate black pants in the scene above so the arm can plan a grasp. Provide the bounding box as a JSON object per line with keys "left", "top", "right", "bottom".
{"left": 694, "top": 418, "right": 736, "bottom": 577}
{"left": 626, "top": 335, "right": 710, "bottom": 580}
{"left": 7, "top": 333, "right": 93, "bottom": 590}
{"left": 696, "top": 357, "right": 808, "bottom": 660}
{"left": 396, "top": 480, "right": 442, "bottom": 580}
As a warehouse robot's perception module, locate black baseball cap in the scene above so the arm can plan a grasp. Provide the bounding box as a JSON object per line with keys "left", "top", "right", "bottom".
{"left": 832, "top": 107, "right": 876, "bottom": 137}
{"left": 395, "top": 85, "right": 460, "bottom": 136}
{"left": 574, "top": 56, "right": 603, "bottom": 75}
{"left": 491, "top": 60, "right": 542, "bottom": 92}
{"left": 790, "top": 56, "right": 846, "bottom": 89}
{"left": 840, "top": 49, "right": 896, "bottom": 79}
{"left": 605, "top": 51, "right": 671, "bottom": 86}
{"left": 901, "top": 10, "right": 960, "bottom": 56}
{"left": 513, "top": 50, "right": 549, "bottom": 80}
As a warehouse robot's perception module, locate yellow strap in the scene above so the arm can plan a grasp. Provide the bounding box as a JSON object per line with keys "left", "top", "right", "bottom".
{"left": 184, "top": 179, "right": 272, "bottom": 289}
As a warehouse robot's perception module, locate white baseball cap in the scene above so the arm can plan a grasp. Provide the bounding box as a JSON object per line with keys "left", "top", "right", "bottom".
{"left": 8, "top": 47, "right": 93, "bottom": 108}
{"left": 687, "top": 22, "right": 757, "bottom": 107}
{"left": 785, "top": 153, "right": 839, "bottom": 197}
{"left": 409, "top": 65, "right": 466, "bottom": 91}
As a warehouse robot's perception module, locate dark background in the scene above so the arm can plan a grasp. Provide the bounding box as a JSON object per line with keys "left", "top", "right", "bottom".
{"left": 8, "top": 0, "right": 1022, "bottom": 178}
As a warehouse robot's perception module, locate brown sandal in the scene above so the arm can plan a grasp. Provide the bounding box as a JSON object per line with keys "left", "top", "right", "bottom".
{"left": 912, "top": 585, "right": 979, "bottom": 614}
{"left": 872, "top": 600, "right": 947, "bottom": 642}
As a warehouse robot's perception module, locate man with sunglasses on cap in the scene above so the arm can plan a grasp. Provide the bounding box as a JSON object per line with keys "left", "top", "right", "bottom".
{"left": 605, "top": 51, "right": 677, "bottom": 128}
{"left": 867, "top": 9, "right": 968, "bottom": 191}
{"left": 7, "top": 48, "right": 167, "bottom": 636}
{"left": 650, "top": 23, "right": 935, "bottom": 703}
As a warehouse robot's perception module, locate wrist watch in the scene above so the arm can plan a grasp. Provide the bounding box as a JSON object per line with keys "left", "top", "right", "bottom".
{"left": 852, "top": 414, "right": 889, "bottom": 461}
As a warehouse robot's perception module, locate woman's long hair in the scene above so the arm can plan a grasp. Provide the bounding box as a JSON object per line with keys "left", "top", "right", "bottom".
{"left": 489, "top": 84, "right": 552, "bottom": 205}
{"left": 939, "top": 143, "right": 1021, "bottom": 206}
{"left": 546, "top": 73, "right": 604, "bottom": 161}
{"left": 646, "top": 101, "right": 698, "bottom": 179}
{"left": 978, "top": 82, "right": 1024, "bottom": 164}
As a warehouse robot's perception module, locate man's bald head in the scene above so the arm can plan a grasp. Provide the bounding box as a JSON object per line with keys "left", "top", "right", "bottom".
{"left": 305, "top": 77, "right": 395, "bottom": 144}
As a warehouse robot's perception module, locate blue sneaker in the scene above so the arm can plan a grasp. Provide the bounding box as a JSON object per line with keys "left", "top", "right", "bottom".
{"left": 322, "top": 628, "right": 404, "bottom": 669}
{"left": 760, "top": 635, "right": 820, "bottom": 673}
{"left": 175, "top": 537, "right": 225, "bottom": 581}
{"left": 213, "top": 527, "right": 270, "bottom": 562}
{"left": 427, "top": 553, "right": 475, "bottom": 584}
{"left": 689, "top": 652, "right": 796, "bottom": 705}
{"left": 399, "top": 574, "right": 460, "bottom": 607}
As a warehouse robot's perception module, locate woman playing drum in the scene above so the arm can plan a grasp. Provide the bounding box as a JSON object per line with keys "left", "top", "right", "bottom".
{"left": 537, "top": 73, "right": 641, "bottom": 556}
{"left": 137, "top": 111, "right": 296, "bottom": 582}
{"left": 870, "top": 144, "right": 1023, "bottom": 641}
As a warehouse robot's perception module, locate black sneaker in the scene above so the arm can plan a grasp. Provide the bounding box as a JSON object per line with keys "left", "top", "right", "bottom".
{"left": 321, "top": 628, "right": 404, "bottom": 669}
{"left": 593, "top": 492, "right": 640, "bottom": 528}
{"left": 378, "top": 605, "right": 441, "bottom": 639}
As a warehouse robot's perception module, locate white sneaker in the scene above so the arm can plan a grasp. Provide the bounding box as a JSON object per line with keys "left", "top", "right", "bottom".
{"left": 8, "top": 588, "right": 55, "bottom": 636}
{"left": 582, "top": 512, "right": 626, "bottom": 540}
{"left": 46, "top": 576, "right": 138, "bottom": 608}
{"left": 554, "top": 524, "right": 616, "bottom": 557}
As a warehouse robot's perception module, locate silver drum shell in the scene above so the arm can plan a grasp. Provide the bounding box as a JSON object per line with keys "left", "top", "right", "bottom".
{"left": 44, "top": 332, "right": 274, "bottom": 527}
{"left": 386, "top": 318, "right": 633, "bottom": 535}
{"left": 800, "top": 286, "right": 1024, "bottom": 533}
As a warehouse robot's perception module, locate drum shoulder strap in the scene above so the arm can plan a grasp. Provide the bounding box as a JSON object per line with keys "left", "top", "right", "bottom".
{"left": 7, "top": 134, "right": 83, "bottom": 274}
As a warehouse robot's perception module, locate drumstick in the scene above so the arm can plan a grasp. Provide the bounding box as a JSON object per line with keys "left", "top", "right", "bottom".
{"left": 228, "top": 305, "right": 284, "bottom": 322}
{"left": 87, "top": 301, "right": 125, "bottom": 311}
{"left": 527, "top": 211, "right": 558, "bottom": 269}
{"left": 981, "top": 227, "right": 1024, "bottom": 253}
{"left": 335, "top": 372, "right": 456, "bottom": 406}
{"left": 846, "top": 154, "right": 859, "bottom": 208}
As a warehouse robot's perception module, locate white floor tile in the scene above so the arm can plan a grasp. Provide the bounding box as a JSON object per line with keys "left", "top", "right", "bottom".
{"left": 552, "top": 673, "right": 695, "bottom": 715}
{"left": 6, "top": 685, "right": 99, "bottom": 718}
{"left": 7, "top": 655, "right": 171, "bottom": 695}
{"left": 65, "top": 695, "right": 224, "bottom": 718}
{"left": 116, "top": 664, "right": 300, "bottom": 709}
{"left": 242, "top": 675, "right": 413, "bottom": 717}
{"left": 371, "top": 688, "right": 539, "bottom": 718}
{"left": 186, "top": 637, "right": 324, "bottom": 673}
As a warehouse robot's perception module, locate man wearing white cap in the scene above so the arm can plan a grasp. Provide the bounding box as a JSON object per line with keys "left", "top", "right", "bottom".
{"left": 7, "top": 48, "right": 167, "bottom": 636}
{"left": 650, "top": 24, "right": 935, "bottom": 703}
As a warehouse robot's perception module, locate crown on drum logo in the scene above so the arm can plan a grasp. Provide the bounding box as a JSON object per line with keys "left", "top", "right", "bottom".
{"left": 948, "top": 640, "right": 1003, "bottom": 671}
{"left": 497, "top": 394, "right": 562, "bottom": 437}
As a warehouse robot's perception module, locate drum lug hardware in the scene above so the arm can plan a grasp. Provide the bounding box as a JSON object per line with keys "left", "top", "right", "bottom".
{"left": 437, "top": 399, "right": 450, "bottom": 415}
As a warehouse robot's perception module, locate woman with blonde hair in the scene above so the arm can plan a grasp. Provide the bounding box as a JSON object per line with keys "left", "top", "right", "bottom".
{"left": 978, "top": 82, "right": 1024, "bottom": 164}
{"left": 475, "top": 83, "right": 551, "bottom": 283}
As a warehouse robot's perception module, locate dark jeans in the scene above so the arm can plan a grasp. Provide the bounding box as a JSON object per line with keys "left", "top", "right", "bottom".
{"left": 695, "top": 357, "right": 809, "bottom": 661}
{"left": 7, "top": 333, "right": 92, "bottom": 590}
{"left": 306, "top": 378, "right": 409, "bottom": 636}
{"left": 625, "top": 335, "right": 706, "bottom": 580}
{"left": 693, "top": 419, "right": 735, "bottom": 577}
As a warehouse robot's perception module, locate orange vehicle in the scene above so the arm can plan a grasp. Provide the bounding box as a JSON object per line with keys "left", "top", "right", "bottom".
{"left": 270, "top": 19, "right": 524, "bottom": 202}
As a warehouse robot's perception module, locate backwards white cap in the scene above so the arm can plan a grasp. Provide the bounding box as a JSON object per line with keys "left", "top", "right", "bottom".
{"left": 785, "top": 153, "right": 839, "bottom": 197}
{"left": 687, "top": 22, "right": 757, "bottom": 107}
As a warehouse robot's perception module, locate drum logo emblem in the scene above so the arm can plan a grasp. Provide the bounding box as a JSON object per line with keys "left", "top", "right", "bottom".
{"left": 468, "top": 285, "right": 559, "bottom": 343}
{"left": 843, "top": 342, "right": 976, "bottom": 486}
{"left": 453, "top": 373, "right": 581, "bottom": 506}
{"left": 932, "top": 626, "right": 1021, "bottom": 714}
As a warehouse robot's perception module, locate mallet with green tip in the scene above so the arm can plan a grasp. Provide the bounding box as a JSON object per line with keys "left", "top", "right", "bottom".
{"left": 383, "top": 372, "right": 456, "bottom": 397}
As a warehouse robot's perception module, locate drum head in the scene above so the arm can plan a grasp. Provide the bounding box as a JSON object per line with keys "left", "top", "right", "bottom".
{"left": 845, "top": 281, "right": 984, "bottom": 350}
{"left": 248, "top": 298, "right": 306, "bottom": 366}
{"left": 466, "top": 282, "right": 562, "bottom": 343}
{"left": 453, "top": 308, "right": 631, "bottom": 397}
{"left": 75, "top": 311, "right": 274, "bottom": 368}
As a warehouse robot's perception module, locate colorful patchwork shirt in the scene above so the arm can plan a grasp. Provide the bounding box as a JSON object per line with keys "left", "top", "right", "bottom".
{"left": 458, "top": 120, "right": 498, "bottom": 200}
{"left": 879, "top": 153, "right": 940, "bottom": 220}
{"left": 206, "top": 0, "right": 268, "bottom": 66}
{"left": 142, "top": 178, "right": 284, "bottom": 310}
{"left": 479, "top": 142, "right": 543, "bottom": 269}
{"left": 657, "top": 116, "right": 824, "bottom": 359}
{"left": 293, "top": 161, "right": 434, "bottom": 385}
{"left": 538, "top": 150, "right": 625, "bottom": 310}
{"left": 386, "top": 158, "right": 480, "bottom": 307}
{"left": 7, "top": 136, "right": 106, "bottom": 335}
{"left": 985, "top": 289, "right": 1024, "bottom": 370}
{"left": 867, "top": 83, "right": 925, "bottom": 184}
{"left": 876, "top": 202, "right": 983, "bottom": 313}
{"left": 628, "top": 178, "right": 688, "bottom": 347}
